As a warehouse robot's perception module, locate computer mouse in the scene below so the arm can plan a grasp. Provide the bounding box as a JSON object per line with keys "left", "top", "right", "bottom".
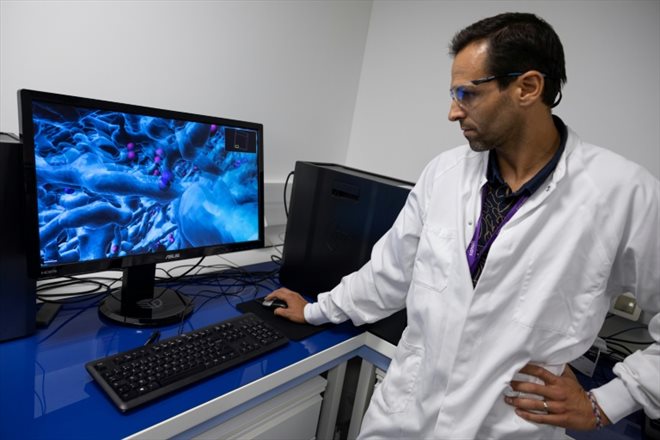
{"left": 260, "top": 298, "right": 288, "bottom": 310}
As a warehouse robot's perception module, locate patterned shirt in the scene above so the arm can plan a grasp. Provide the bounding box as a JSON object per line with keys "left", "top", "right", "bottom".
{"left": 470, "top": 116, "right": 568, "bottom": 285}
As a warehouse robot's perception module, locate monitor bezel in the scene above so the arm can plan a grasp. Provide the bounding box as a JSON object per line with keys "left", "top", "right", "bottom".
{"left": 18, "top": 89, "right": 265, "bottom": 280}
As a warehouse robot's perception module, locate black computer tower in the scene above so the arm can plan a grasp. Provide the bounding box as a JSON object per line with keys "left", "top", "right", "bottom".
{"left": 279, "top": 162, "right": 413, "bottom": 344}
{"left": 280, "top": 161, "right": 414, "bottom": 296}
{"left": 0, "top": 133, "right": 37, "bottom": 341}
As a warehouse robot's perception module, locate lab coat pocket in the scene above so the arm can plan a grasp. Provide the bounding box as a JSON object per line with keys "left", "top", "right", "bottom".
{"left": 381, "top": 331, "right": 423, "bottom": 414}
{"left": 412, "top": 225, "right": 456, "bottom": 293}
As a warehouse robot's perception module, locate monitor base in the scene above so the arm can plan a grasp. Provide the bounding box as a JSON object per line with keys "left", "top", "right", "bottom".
{"left": 99, "top": 287, "right": 193, "bottom": 327}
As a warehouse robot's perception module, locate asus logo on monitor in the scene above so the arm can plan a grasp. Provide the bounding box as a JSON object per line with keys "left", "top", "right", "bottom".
{"left": 165, "top": 253, "right": 181, "bottom": 261}
{"left": 41, "top": 268, "right": 58, "bottom": 276}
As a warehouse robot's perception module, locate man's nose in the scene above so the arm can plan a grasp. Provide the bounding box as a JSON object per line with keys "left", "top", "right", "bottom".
{"left": 448, "top": 99, "right": 466, "bottom": 122}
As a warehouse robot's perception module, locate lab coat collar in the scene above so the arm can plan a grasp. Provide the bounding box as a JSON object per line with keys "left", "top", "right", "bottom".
{"left": 481, "top": 115, "right": 577, "bottom": 223}
{"left": 486, "top": 115, "right": 567, "bottom": 197}
{"left": 552, "top": 116, "right": 579, "bottom": 185}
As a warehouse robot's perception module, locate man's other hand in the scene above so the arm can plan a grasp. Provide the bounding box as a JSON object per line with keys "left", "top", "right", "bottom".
{"left": 504, "top": 363, "right": 611, "bottom": 430}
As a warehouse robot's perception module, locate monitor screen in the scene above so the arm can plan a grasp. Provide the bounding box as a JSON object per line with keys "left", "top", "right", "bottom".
{"left": 19, "top": 89, "right": 264, "bottom": 326}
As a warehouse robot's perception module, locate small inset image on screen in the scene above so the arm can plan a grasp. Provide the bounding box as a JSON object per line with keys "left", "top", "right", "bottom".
{"left": 225, "top": 128, "right": 257, "bottom": 153}
{"left": 31, "top": 101, "right": 260, "bottom": 267}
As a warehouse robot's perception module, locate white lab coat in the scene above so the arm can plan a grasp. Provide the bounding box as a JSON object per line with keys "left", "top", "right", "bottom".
{"left": 304, "top": 125, "right": 660, "bottom": 439}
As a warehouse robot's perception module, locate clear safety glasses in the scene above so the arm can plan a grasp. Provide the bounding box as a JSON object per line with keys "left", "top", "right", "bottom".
{"left": 449, "top": 72, "right": 523, "bottom": 109}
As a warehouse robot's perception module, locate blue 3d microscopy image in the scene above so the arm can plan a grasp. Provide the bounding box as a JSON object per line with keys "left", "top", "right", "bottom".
{"left": 31, "top": 101, "right": 260, "bottom": 266}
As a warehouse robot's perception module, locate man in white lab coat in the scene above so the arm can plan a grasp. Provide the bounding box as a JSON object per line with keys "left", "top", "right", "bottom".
{"left": 267, "top": 12, "right": 659, "bottom": 439}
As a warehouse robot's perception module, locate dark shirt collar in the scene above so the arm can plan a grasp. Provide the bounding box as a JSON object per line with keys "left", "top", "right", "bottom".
{"left": 487, "top": 115, "right": 567, "bottom": 196}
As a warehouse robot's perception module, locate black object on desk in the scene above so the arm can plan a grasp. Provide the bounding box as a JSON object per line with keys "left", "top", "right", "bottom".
{"left": 237, "top": 299, "right": 331, "bottom": 341}
{"left": 35, "top": 302, "right": 62, "bottom": 328}
{"left": 365, "top": 309, "right": 407, "bottom": 345}
{"left": 0, "top": 133, "right": 37, "bottom": 342}
{"left": 86, "top": 312, "right": 288, "bottom": 412}
{"left": 238, "top": 297, "right": 408, "bottom": 345}
{"left": 275, "top": 161, "right": 413, "bottom": 346}
{"left": 279, "top": 161, "right": 413, "bottom": 298}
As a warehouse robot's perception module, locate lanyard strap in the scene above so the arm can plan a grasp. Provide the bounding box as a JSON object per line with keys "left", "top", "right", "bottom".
{"left": 466, "top": 185, "right": 528, "bottom": 275}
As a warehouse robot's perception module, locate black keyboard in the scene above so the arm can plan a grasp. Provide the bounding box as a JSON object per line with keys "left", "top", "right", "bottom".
{"left": 86, "top": 313, "right": 289, "bottom": 412}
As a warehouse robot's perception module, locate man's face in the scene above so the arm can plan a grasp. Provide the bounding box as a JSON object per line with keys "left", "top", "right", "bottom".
{"left": 448, "top": 41, "right": 519, "bottom": 152}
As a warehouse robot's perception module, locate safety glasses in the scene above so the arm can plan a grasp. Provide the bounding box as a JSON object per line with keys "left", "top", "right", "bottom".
{"left": 449, "top": 72, "right": 524, "bottom": 108}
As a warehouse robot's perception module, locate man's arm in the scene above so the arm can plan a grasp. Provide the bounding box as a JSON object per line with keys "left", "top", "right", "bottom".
{"left": 265, "top": 156, "right": 442, "bottom": 328}
{"left": 591, "top": 175, "right": 660, "bottom": 423}
{"left": 507, "top": 175, "right": 660, "bottom": 429}
{"left": 591, "top": 313, "right": 660, "bottom": 423}
{"left": 505, "top": 315, "right": 659, "bottom": 431}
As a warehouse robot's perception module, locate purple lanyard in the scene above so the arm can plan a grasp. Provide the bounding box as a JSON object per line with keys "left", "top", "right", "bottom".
{"left": 466, "top": 186, "right": 528, "bottom": 275}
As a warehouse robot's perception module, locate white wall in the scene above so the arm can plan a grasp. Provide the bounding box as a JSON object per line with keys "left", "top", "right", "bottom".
{"left": 347, "top": 0, "right": 660, "bottom": 182}
{"left": 0, "top": 0, "right": 373, "bottom": 184}
{"left": 2, "top": 0, "right": 659, "bottom": 213}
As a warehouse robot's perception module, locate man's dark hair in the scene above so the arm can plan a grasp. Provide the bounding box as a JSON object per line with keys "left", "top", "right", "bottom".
{"left": 450, "top": 12, "right": 567, "bottom": 107}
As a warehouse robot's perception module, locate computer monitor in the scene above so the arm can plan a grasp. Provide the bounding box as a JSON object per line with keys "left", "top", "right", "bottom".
{"left": 18, "top": 89, "right": 264, "bottom": 326}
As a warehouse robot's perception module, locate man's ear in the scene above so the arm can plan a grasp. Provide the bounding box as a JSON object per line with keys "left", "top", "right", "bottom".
{"left": 517, "top": 71, "right": 545, "bottom": 107}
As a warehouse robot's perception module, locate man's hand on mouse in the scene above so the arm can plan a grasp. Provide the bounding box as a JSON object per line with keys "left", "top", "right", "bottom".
{"left": 265, "top": 288, "right": 308, "bottom": 324}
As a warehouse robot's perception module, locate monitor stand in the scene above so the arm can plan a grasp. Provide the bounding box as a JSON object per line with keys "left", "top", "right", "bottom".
{"left": 99, "top": 263, "right": 192, "bottom": 327}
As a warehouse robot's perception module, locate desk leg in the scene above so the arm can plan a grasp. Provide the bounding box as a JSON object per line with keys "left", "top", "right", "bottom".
{"left": 347, "top": 359, "right": 376, "bottom": 440}
{"left": 316, "top": 361, "right": 347, "bottom": 440}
